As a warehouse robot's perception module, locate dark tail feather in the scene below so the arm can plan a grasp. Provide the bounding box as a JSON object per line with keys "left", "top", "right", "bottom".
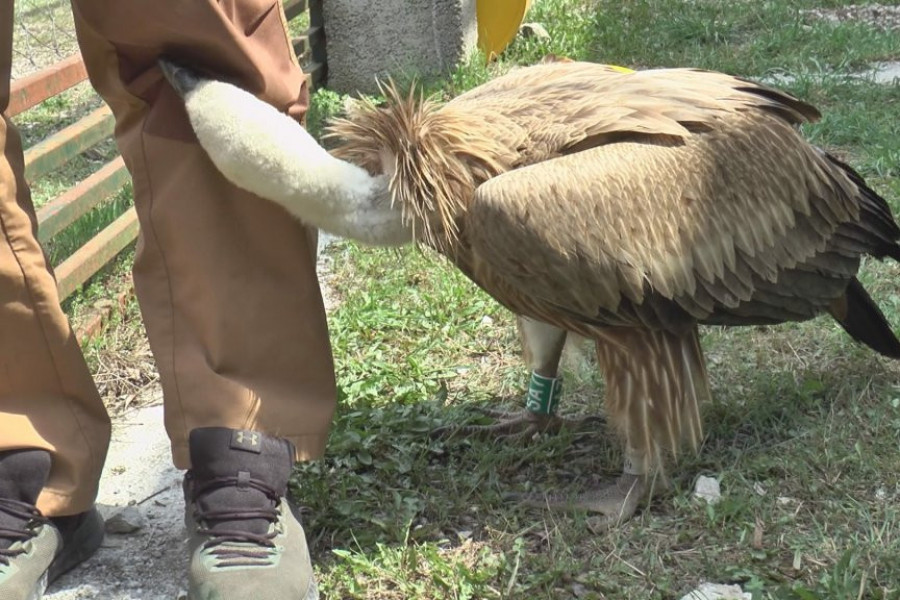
{"left": 884, "top": 241, "right": 900, "bottom": 263}
{"left": 830, "top": 278, "right": 900, "bottom": 359}
{"left": 821, "top": 151, "right": 900, "bottom": 261}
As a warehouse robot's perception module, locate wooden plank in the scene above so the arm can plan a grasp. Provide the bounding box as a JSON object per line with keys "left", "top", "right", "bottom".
{"left": 307, "top": 24, "right": 324, "bottom": 48}
{"left": 74, "top": 278, "right": 135, "bottom": 343}
{"left": 309, "top": 0, "right": 323, "bottom": 29}
{"left": 308, "top": 0, "right": 327, "bottom": 85}
{"left": 292, "top": 34, "right": 310, "bottom": 59}
{"left": 56, "top": 207, "right": 139, "bottom": 301}
{"left": 24, "top": 106, "right": 114, "bottom": 182}
{"left": 37, "top": 157, "right": 129, "bottom": 243}
{"left": 8, "top": 55, "right": 88, "bottom": 117}
{"left": 283, "top": 0, "right": 308, "bottom": 21}
{"left": 303, "top": 61, "right": 325, "bottom": 89}
{"left": 293, "top": 25, "right": 323, "bottom": 60}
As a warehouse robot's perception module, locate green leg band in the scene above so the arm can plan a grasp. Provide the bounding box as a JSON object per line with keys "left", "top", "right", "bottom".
{"left": 525, "top": 371, "right": 562, "bottom": 415}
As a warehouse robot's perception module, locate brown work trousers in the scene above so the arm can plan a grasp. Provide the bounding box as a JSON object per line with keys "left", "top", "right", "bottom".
{"left": 0, "top": 0, "right": 336, "bottom": 516}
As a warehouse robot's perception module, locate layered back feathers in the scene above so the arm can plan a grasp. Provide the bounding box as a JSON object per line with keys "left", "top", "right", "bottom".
{"left": 324, "top": 62, "right": 828, "bottom": 257}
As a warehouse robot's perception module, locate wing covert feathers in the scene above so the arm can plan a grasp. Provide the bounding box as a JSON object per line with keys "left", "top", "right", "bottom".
{"left": 467, "top": 110, "right": 865, "bottom": 329}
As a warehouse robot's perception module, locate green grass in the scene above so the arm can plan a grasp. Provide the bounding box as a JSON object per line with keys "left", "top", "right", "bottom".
{"left": 14, "top": 0, "right": 900, "bottom": 597}
{"left": 301, "top": 244, "right": 900, "bottom": 599}
{"left": 11, "top": 0, "right": 79, "bottom": 78}
{"left": 584, "top": 1, "right": 899, "bottom": 74}
{"left": 295, "top": 1, "right": 900, "bottom": 598}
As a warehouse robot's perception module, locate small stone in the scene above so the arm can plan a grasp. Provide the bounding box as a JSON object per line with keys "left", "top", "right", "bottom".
{"left": 59, "top": 584, "right": 100, "bottom": 599}
{"left": 105, "top": 506, "right": 147, "bottom": 534}
{"left": 693, "top": 475, "right": 721, "bottom": 504}
{"left": 519, "top": 22, "right": 551, "bottom": 40}
{"left": 680, "top": 582, "right": 751, "bottom": 600}
{"left": 480, "top": 315, "right": 494, "bottom": 326}
{"left": 752, "top": 520, "right": 764, "bottom": 550}
{"left": 100, "top": 536, "right": 124, "bottom": 548}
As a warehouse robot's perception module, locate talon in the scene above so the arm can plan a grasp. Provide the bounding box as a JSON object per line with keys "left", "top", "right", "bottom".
{"left": 430, "top": 409, "right": 599, "bottom": 442}
{"left": 508, "top": 473, "right": 649, "bottom": 528}
{"left": 472, "top": 406, "right": 525, "bottom": 419}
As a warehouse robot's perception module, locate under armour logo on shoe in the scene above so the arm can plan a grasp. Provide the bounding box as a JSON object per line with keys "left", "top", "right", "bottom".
{"left": 230, "top": 430, "right": 262, "bottom": 453}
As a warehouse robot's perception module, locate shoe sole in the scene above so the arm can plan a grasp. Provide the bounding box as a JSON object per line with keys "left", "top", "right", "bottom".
{"left": 47, "top": 507, "right": 106, "bottom": 584}
{"left": 25, "top": 571, "right": 49, "bottom": 600}
{"left": 186, "top": 581, "right": 318, "bottom": 600}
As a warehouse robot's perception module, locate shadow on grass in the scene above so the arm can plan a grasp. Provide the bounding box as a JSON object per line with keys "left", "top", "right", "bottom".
{"left": 294, "top": 341, "right": 898, "bottom": 550}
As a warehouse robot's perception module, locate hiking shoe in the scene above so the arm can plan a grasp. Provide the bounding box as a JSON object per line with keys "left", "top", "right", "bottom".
{"left": 184, "top": 428, "right": 318, "bottom": 600}
{"left": 0, "top": 449, "right": 104, "bottom": 600}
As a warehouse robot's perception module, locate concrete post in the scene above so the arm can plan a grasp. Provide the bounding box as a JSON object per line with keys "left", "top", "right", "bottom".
{"left": 322, "top": 0, "right": 478, "bottom": 95}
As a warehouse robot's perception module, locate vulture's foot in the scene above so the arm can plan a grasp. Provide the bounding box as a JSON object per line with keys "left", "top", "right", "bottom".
{"left": 507, "top": 473, "right": 649, "bottom": 529}
{"left": 432, "top": 408, "right": 602, "bottom": 441}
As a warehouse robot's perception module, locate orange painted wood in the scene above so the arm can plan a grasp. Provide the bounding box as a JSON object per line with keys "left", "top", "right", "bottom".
{"left": 8, "top": 54, "right": 88, "bottom": 117}
{"left": 74, "top": 278, "right": 135, "bottom": 343}
{"left": 37, "top": 157, "right": 129, "bottom": 243}
{"left": 55, "top": 207, "right": 139, "bottom": 301}
{"left": 23, "top": 106, "right": 114, "bottom": 181}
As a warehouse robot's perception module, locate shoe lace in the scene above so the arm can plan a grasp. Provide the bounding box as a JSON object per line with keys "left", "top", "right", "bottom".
{"left": 192, "top": 475, "right": 281, "bottom": 566}
{"left": 0, "top": 498, "right": 47, "bottom": 566}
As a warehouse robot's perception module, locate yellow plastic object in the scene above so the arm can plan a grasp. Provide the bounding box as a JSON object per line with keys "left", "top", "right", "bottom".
{"left": 476, "top": 0, "right": 532, "bottom": 60}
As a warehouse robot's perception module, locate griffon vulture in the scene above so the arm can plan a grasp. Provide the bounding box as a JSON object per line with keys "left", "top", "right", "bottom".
{"left": 158, "top": 58, "right": 900, "bottom": 526}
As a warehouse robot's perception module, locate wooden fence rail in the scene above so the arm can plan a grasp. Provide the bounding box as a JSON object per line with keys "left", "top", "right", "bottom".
{"left": 9, "top": 0, "right": 325, "bottom": 315}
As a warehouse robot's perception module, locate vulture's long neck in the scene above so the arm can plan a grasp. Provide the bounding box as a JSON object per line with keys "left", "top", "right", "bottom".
{"left": 182, "top": 79, "right": 410, "bottom": 246}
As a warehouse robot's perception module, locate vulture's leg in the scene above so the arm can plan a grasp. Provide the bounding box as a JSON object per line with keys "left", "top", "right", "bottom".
{"left": 507, "top": 328, "right": 709, "bottom": 526}
{"left": 434, "top": 317, "right": 600, "bottom": 440}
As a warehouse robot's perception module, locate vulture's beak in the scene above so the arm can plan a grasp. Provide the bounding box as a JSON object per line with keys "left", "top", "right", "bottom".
{"left": 158, "top": 58, "right": 201, "bottom": 97}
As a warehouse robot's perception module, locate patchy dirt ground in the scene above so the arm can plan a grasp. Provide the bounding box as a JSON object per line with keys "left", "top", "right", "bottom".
{"left": 46, "top": 398, "right": 186, "bottom": 600}
{"left": 800, "top": 3, "right": 900, "bottom": 31}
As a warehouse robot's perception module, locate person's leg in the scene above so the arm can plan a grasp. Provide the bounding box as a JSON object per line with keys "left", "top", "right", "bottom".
{"left": 0, "top": 0, "right": 110, "bottom": 520}
{"left": 71, "top": 2, "right": 336, "bottom": 597}
{"left": 70, "top": 0, "right": 336, "bottom": 471}
{"left": 1, "top": 3, "right": 109, "bottom": 595}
